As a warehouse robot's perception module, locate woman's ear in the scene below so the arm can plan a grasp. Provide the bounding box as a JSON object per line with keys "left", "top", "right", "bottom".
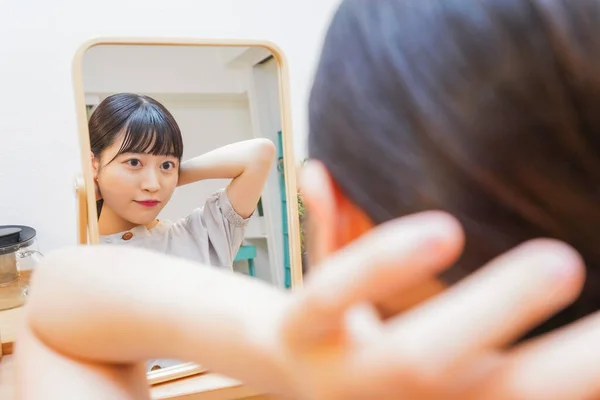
{"left": 91, "top": 152, "right": 99, "bottom": 180}
{"left": 300, "top": 160, "right": 374, "bottom": 269}
{"left": 90, "top": 152, "right": 101, "bottom": 200}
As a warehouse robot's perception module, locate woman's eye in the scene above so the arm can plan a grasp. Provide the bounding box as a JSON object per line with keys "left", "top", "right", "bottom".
{"left": 161, "top": 161, "right": 176, "bottom": 170}
{"left": 126, "top": 159, "right": 142, "bottom": 168}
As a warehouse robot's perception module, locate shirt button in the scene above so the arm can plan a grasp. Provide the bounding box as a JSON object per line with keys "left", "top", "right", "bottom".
{"left": 122, "top": 232, "right": 133, "bottom": 241}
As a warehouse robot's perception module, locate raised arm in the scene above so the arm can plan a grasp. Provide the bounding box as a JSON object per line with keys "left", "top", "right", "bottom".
{"left": 21, "top": 212, "right": 597, "bottom": 400}
{"left": 177, "top": 138, "right": 276, "bottom": 218}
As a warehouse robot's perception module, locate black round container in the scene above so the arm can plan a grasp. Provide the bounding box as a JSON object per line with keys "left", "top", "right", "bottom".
{"left": 0, "top": 225, "right": 37, "bottom": 256}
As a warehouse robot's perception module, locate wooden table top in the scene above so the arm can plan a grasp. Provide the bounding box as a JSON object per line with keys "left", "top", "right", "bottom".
{"left": 0, "top": 354, "right": 272, "bottom": 400}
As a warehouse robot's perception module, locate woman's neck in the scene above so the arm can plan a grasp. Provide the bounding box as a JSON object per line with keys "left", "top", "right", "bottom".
{"left": 98, "top": 207, "right": 159, "bottom": 235}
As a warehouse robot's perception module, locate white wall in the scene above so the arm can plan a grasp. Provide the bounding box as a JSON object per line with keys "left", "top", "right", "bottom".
{"left": 83, "top": 46, "right": 248, "bottom": 94}
{"left": 0, "top": 0, "right": 340, "bottom": 253}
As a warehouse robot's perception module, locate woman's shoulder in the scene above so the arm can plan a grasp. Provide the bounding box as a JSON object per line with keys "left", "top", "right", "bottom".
{"left": 156, "top": 189, "right": 252, "bottom": 240}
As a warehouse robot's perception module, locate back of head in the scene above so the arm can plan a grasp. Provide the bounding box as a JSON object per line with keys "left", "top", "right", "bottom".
{"left": 308, "top": 0, "right": 600, "bottom": 337}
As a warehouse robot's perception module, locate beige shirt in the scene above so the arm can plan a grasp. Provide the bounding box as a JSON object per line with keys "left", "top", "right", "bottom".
{"left": 100, "top": 189, "right": 251, "bottom": 370}
{"left": 100, "top": 189, "right": 250, "bottom": 269}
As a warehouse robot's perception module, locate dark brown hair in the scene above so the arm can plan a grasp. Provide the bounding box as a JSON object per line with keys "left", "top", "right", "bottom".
{"left": 308, "top": 0, "right": 600, "bottom": 338}
{"left": 89, "top": 93, "right": 184, "bottom": 217}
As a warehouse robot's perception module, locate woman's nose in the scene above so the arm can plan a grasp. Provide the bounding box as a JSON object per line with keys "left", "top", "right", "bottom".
{"left": 141, "top": 170, "right": 161, "bottom": 192}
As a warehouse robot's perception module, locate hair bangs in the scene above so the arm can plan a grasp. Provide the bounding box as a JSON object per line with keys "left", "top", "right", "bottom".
{"left": 116, "top": 102, "right": 183, "bottom": 159}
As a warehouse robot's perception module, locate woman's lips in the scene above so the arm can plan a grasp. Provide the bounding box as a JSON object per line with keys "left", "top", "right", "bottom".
{"left": 135, "top": 200, "right": 160, "bottom": 208}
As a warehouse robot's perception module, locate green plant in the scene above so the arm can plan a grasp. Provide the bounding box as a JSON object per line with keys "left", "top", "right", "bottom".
{"left": 297, "top": 158, "right": 308, "bottom": 254}
{"left": 298, "top": 192, "right": 306, "bottom": 253}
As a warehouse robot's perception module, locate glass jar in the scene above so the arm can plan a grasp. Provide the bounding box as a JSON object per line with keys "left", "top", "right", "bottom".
{"left": 0, "top": 225, "right": 43, "bottom": 311}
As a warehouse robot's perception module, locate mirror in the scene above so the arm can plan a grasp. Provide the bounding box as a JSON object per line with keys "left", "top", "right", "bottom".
{"left": 72, "top": 39, "right": 302, "bottom": 385}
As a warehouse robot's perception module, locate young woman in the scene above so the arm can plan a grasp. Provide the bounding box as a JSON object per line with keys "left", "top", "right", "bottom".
{"left": 89, "top": 93, "right": 275, "bottom": 268}
{"left": 17, "top": 0, "right": 600, "bottom": 399}
{"left": 89, "top": 93, "right": 275, "bottom": 370}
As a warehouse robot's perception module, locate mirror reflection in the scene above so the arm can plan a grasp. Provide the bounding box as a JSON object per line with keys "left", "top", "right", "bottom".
{"left": 80, "top": 44, "right": 300, "bottom": 375}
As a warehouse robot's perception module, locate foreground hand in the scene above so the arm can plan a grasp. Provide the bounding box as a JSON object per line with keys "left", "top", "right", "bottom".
{"left": 269, "top": 212, "right": 590, "bottom": 400}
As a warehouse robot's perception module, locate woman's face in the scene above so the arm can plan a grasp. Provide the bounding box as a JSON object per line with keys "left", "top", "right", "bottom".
{"left": 93, "top": 135, "right": 179, "bottom": 226}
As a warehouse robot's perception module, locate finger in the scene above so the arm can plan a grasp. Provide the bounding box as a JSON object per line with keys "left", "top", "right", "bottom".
{"left": 357, "top": 239, "right": 584, "bottom": 382}
{"left": 373, "top": 277, "right": 447, "bottom": 319}
{"left": 282, "top": 211, "right": 464, "bottom": 347}
{"left": 485, "top": 310, "right": 600, "bottom": 400}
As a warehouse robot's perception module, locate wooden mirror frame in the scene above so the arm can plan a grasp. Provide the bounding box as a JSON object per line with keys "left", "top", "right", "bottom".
{"left": 71, "top": 37, "right": 303, "bottom": 394}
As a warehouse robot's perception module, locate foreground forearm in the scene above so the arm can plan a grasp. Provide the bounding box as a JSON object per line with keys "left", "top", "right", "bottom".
{"left": 16, "top": 321, "right": 150, "bottom": 400}
{"left": 26, "top": 246, "right": 293, "bottom": 395}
